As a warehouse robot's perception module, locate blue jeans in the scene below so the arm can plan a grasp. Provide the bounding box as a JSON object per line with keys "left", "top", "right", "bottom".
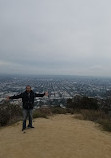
{"left": 22, "top": 109, "right": 33, "bottom": 129}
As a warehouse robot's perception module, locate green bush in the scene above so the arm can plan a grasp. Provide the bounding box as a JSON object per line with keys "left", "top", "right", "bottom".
{"left": 67, "top": 96, "right": 99, "bottom": 110}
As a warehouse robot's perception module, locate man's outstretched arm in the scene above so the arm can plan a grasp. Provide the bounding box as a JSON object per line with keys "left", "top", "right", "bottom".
{"left": 35, "top": 92, "right": 48, "bottom": 97}
{"left": 7, "top": 93, "right": 23, "bottom": 100}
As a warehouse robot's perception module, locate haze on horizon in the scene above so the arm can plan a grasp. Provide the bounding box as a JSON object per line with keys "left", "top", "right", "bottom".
{"left": 0, "top": 0, "right": 111, "bottom": 77}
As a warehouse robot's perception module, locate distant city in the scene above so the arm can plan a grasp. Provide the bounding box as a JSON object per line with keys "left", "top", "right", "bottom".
{"left": 0, "top": 74, "right": 111, "bottom": 107}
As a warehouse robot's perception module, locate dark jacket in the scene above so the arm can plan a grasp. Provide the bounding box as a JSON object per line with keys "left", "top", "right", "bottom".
{"left": 9, "top": 90, "right": 45, "bottom": 109}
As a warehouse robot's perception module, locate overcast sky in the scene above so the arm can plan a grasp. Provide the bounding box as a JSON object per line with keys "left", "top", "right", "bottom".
{"left": 0, "top": 0, "right": 111, "bottom": 76}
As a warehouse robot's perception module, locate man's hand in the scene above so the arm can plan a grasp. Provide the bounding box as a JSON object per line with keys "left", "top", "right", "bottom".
{"left": 45, "top": 92, "right": 48, "bottom": 97}
{"left": 6, "top": 96, "right": 10, "bottom": 101}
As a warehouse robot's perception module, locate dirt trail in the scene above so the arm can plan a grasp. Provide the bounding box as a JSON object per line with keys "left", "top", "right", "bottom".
{"left": 0, "top": 114, "right": 111, "bottom": 158}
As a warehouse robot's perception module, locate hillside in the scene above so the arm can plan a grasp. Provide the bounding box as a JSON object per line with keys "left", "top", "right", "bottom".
{"left": 0, "top": 114, "right": 111, "bottom": 158}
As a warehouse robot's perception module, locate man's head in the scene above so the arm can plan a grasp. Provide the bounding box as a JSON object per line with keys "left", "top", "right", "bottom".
{"left": 26, "top": 85, "right": 31, "bottom": 93}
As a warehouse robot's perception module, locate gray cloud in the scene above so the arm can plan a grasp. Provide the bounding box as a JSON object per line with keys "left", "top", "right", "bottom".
{"left": 0, "top": 0, "right": 111, "bottom": 76}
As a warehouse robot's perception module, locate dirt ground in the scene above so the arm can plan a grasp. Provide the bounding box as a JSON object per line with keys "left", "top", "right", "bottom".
{"left": 0, "top": 114, "right": 111, "bottom": 158}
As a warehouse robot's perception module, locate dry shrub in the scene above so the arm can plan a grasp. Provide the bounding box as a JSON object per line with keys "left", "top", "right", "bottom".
{"left": 50, "top": 107, "right": 68, "bottom": 114}
{"left": 80, "top": 110, "right": 108, "bottom": 122}
{"left": 74, "top": 109, "right": 111, "bottom": 132}
{"left": 0, "top": 103, "right": 22, "bottom": 126}
{"left": 33, "top": 107, "right": 52, "bottom": 119}
{"left": 97, "top": 119, "right": 111, "bottom": 132}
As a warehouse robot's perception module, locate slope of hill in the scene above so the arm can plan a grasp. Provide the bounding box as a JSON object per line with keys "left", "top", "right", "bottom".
{"left": 0, "top": 114, "right": 111, "bottom": 158}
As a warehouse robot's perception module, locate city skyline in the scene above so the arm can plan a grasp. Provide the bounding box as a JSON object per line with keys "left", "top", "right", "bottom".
{"left": 0, "top": 0, "right": 111, "bottom": 77}
{"left": 0, "top": 75, "right": 111, "bottom": 105}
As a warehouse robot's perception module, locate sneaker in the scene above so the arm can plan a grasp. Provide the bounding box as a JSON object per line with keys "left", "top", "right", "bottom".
{"left": 27, "top": 125, "right": 34, "bottom": 128}
{"left": 22, "top": 128, "right": 26, "bottom": 131}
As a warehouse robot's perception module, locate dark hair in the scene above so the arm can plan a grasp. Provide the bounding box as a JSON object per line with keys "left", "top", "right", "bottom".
{"left": 26, "top": 85, "right": 31, "bottom": 88}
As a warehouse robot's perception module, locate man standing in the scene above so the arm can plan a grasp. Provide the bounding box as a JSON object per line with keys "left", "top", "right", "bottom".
{"left": 7, "top": 85, "right": 48, "bottom": 131}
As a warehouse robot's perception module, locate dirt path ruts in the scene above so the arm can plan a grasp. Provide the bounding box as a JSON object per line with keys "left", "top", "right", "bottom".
{"left": 0, "top": 114, "right": 111, "bottom": 158}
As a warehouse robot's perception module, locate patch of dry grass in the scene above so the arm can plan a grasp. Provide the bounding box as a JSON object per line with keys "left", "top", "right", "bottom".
{"left": 74, "top": 109, "right": 111, "bottom": 132}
